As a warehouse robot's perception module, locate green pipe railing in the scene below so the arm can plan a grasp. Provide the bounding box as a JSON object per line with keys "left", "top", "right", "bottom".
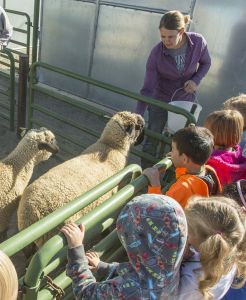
{"left": 28, "top": 61, "right": 195, "bottom": 163}
{"left": 0, "top": 164, "right": 141, "bottom": 256}
{"left": 21, "top": 157, "right": 172, "bottom": 299}
{"left": 32, "top": 0, "right": 40, "bottom": 64}
{"left": 0, "top": 48, "right": 15, "bottom": 130}
{"left": 5, "top": 9, "right": 31, "bottom": 59}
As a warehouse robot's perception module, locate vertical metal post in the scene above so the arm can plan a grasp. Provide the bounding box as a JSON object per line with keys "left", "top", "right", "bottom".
{"left": 17, "top": 54, "right": 28, "bottom": 137}
{"left": 32, "top": 0, "right": 41, "bottom": 64}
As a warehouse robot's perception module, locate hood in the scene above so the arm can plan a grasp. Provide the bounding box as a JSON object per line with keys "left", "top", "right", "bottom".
{"left": 208, "top": 145, "right": 246, "bottom": 185}
{"left": 116, "top": 194, "right": 187, "bottom": 298}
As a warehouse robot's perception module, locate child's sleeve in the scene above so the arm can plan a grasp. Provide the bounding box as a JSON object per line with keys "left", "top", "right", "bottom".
{"left": 147, "top": 185, "right": 162, "bottom": 194}
{"left": 97, "top": 261, "right": 119, "bottom": 278}
{"left": 66, "top": 245, "right": 121, "bottom": 299}
{"left": 165, "top": 180, "right": 191, "bottom": 208}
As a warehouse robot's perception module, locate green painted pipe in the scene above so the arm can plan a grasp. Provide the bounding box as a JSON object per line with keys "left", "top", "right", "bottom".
{"left": 0, "top": 164, "right": 142, "bottom": 256}
{"left": 23, "top": 157, "right": 172, "bottom": 299}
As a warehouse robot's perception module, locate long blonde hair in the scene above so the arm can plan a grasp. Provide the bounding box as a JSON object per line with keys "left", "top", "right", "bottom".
{"left": 0, "top": 251, "right": 18, "bottom": 300}
{"left": 185, "top": 197, "right": 245, "bottom": 299}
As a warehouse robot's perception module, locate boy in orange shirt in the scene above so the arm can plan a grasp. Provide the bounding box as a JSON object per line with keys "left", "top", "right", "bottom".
{"left": 143, "top": 125, "right": 221, "bottom": 208}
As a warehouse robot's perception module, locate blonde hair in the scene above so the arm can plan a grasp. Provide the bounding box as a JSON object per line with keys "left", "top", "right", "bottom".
{"left": 217, "top": 195, "right": 246, "bottom": 287}
{"left": 0, "top": 251, "right": 18, "bottom": 300}
{"left": 223, "top": 94, "right": 246, "bottom": 127}
{"left": 159, "top": 10, "right": 190, "bottom": 30}
{"left": 204, "top": 109, "right": 244, "bottom": 147}
{"left": 185, "top": 197, "right": 245, "bottom": 299}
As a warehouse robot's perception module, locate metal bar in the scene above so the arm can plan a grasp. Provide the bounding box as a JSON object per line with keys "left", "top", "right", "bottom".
{"left": 0, "top": 164, "right": 142, "bottom": 256}
{"left": 9, "top": 39, "right": 27, "bottom": 48}
{"left": 32, "top": 0, "right": 41, "bottom": 64}
{"left": 24, "top": 158, "right": 171, "bottom": 299}
{"left": 13, "top": 27, "right": 28, "bottom": 34}
{"left": 32, "top": 103, "right": 101, "bottom": 138}
{"left": 17, "top": 54, "right": 29, "bottom": 137}
{"left": 86, "top": 0, "right": 101, "bottom": 97}
{"left": 8, "top": 48, "right": 26, "bottom": 56}
{"left": 28, "top": 62, "right": 196, "bottom": 124}
{"left": 32, "top": 83, "right": 112, "bottom": 118}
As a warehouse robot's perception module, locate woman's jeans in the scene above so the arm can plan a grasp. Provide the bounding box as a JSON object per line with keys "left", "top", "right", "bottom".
{"left": 141, "top": 104, "right": 168, "bottom": 169}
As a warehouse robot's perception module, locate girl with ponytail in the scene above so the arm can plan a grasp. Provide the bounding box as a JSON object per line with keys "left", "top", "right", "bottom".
{"left": 177, "top": 196, "right": 245, "bottom": 300}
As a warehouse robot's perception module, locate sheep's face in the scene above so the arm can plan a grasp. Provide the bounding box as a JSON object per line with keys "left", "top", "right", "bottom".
{"left": 21, "top": 127, "right": 59, "bottom": 163}
{"left": 102, "top": 111, "right": 145, "bottom": 148}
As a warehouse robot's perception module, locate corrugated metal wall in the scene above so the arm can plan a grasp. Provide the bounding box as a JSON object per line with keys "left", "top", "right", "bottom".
{"left": 37, "top": 0, "right": 246, "bottom": 122}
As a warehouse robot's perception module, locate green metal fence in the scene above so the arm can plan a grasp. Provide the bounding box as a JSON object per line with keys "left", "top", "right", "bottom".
{"left": 0, "top": 157, "right": 172, "bottom": 299}
{"left": 1, "top": 9, "right": 32, "bottom": 69}
{"left": 28, "top": 61, "right": 196, "bottom": 165}
{"left": 0, "top": 48, "right": 15, "bottom": 130}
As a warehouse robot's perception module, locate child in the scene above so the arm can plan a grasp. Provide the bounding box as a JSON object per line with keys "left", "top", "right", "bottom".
{"left": 222, "top": 180, "right": 246, "bottom": 300}
{"left": 178, "top": 196, "right": 246, "bottom": 300}
{"left": 223, "top": 179, "right": 246, "bottom": 208}
{"left": 223, "top": 94, "right": 246, "bottom": 149}
{"left": 61, "top": 194, "right": 188, "bottom": 300}
{"left": 143, "top": 125, "right": 221, "bottom": 208}
{"left": 0, "top": 250, "right": 18, "bottom": 300}
{"left": 205, "top": 109, "right": 246, "bottom": 186}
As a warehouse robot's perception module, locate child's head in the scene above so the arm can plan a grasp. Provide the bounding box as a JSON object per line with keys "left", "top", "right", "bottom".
{"left": 116, "top": 194, "right": 187, "bottom": 294}
{"left": 223, "top": 94, "right": 246, "bottom": 127}
{"left": 204, "top": 109, "right": 244, "bottom": 148}
{"left": 185, "top": 196, "right": 245, "bottom": 298}
{"left": 222, "top": 180, "right": 246, "bottom": 208}
{"left": 0, "top": 251, "right": 18, "bottom": 300}
{"left": 171, "top": 125, "right": 214, "bottom": 167}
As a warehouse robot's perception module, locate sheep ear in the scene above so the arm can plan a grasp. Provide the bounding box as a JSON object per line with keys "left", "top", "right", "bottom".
{"left": 19, "top": 127, "right": 28, "bottom": 138}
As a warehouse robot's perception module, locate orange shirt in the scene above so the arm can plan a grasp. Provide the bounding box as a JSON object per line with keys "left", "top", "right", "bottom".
{"left": 148, "top": 165, "right": 221, "bottom": 208}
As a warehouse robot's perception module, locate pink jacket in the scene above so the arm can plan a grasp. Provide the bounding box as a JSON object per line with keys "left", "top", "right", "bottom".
{"left": 207, "top": 145, "right": 246, "bottom": 186}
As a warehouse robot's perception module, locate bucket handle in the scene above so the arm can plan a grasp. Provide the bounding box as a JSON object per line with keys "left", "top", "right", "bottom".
{"left": 170, "top": 87, "right": 197, "bottom": 103}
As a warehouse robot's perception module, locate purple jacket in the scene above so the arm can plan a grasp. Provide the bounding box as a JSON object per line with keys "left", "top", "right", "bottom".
{"left": 136, "top": 32, "right": 211, "bottom": 116}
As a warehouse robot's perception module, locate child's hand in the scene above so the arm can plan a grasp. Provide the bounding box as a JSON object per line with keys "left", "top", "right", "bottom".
{"left": 143, "top": 167, "right": 161, "bottom": 186}
{"left": 85, "top": 251, "right": 100, "bottom": 272}
{"left": 60, "top": 223, "right": 85, "bottom": 249}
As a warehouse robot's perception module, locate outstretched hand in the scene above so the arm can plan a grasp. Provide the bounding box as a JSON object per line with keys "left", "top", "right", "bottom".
{"left": 143, "top": 167, "right": 161, "bottom": 186}
{"left": 61, "top": 223, "right": 85, "bottom": 249}
{"left": 85, "top": 251, "right": 101, "bottom": 272}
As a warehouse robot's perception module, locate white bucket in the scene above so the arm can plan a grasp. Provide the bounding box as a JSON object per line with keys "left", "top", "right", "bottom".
{"left": 167, "top": 101, "right": 202, "bottom": 133}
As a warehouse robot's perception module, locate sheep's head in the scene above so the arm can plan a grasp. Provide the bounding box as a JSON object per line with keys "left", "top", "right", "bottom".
{"left": 100, "top": 111, "right": 145, "bottom": 150}
{"left": 19, "top": 127, "right": 59, "bottom": 163}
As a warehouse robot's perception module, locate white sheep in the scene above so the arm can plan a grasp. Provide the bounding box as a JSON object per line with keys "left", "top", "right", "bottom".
{"left": 17, "top": 111, "right": 145, "bottom": 247}
{"left": 0, "top": 127, "right": 59, "bottom": 241}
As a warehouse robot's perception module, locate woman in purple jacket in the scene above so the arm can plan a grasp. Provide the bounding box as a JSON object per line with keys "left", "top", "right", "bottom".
{"left": 136, "top": 10, "right": 211, "bottom": 168}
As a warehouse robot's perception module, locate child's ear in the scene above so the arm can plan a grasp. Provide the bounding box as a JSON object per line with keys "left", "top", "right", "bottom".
{"left": 182, "top": 153, "right": 189, "bottom": 165}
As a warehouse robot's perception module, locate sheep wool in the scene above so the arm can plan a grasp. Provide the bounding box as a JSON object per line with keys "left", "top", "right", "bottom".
{"left": 17, "top": 112, "right": 145, "bottom": 247}
{"left": 0, "top": 128, "right": 58, "bottom": 241}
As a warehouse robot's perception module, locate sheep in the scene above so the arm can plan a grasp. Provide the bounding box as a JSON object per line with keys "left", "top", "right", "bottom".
{"left": 0, "top": 127, "right": 59, "bottom": 241}
{"left": 17, "top": 111, "right": 145, "bottom": 247}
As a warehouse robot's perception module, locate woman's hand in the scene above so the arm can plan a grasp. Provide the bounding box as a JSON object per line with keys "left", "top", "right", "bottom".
{"left": 85, "top": 251, "right": 101, "bottom": 272}
{"left": 61, "top": 223, "right": 85, "bottom": 249}
{"left": 143, "top": 167, "right": 161, "bottom": 186}
{"left": 184, "top": 80, "right": 197, "bottom": 93}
